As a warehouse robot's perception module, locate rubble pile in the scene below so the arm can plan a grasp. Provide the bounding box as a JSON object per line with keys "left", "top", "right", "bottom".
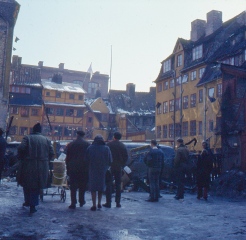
{"left": 210, "top": 169, "right": 246, "bottom": 199}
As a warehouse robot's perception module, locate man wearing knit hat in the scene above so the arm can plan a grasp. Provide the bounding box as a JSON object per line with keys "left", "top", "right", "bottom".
{"left": 17, "top": 123, "right": 54, "bottom": 214}
{"left": 65, "top": 130, "right": 90, "bottom": 209}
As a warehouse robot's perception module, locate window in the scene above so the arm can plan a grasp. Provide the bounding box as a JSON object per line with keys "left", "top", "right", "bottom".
{"left": 169, "top": 99, "right": 174, "bottom": 112}
{"left": 177, "top": 54, "right": 182, "bottom": 67}
{"left": 215, "top": 117, "right": 221, "bottom": 132}
{"left": 77, "top": 109, "right": 83, "bottom": 117}
{"left": 169, "top": 124, "right": 174, "bottom": 138}
{"left": 78, "top": 95, "right": 83, "bottom": 100}
{"left": 69, "top": 94, "right": 74, "bottom": 100}
{"left": 163, "top": 59, "right": 171, "bottom": 73}
{"left": 190, "top": 120, "right": 196, "bottom": 136}
{"left": 182, "top": 122, "right": 188, "bottom": 136}
{"left": 157, "top": 83, "right": 162, "bottom": 92}
{"left": 199, "top": 68, "right": 205, "bottom": 78}
{"left": 64, "top": 126, "right": 72, "bottom": 137}
{"left": 157, "top": 126, "right": 161, "bottom": 138}
{"left": 31, "top": 108, "right": 39, "bottom": 116}
{"left": 66, "top": 109, "right": 74, "bottom": 116}
{"left": 20, "top": 127, "right": 28, "bottom": 136}
{"left": 88, "top": 117, "right": 92, "bottom": 123}
{"left": 175, "top": 98, "right": 181, "bottom": 111}
{"left": 229, "top": 57, "right": 235, "bottom": 65}
{"left": 175, "top": 123, "right": 181, "bottom": 137}
{"left": 209, "top": 120, "right": 214, "bottom": 132}
{"left": 56, "top": 108, "right": 64, "bottom": 116}
{"left": 157, "top": 102, "right": 162, "bottom": 114}
{"left": 176, "top": 77, "right": 181, "bottom": 86}
{"left": 54, "top": 126, "right": 63, "bottom": 136}
{"left": 199, "top": 89, "right": 203, "bottom": 103}
{"left": 199, "top": 121, "right": 202, "bottom": 135}
{"left": 182, "top": 74, "right": 188, "bottom": 83}
{"left": 208, "top": 87, "right": 215, "bottom": 98}
{"left": 88, "top": 82, "right": 99, "bottom": 94}
{"left": 10, "top": 107, "right": 18, "bottom": 114}
{"left": 163, "top": 81, "right": 168, "bottom": 90}
{"left": 56, "top": 92, "right": 61, "bottom": 98}
{"left": 217, "top": 83, "right": 222, "bottom": 97}
{"left": 191, "top": 71, "right": 197, "bottom": 81}
{"left": 25, "top": 88, "right": 31, "bottom": 94}
{"left": 73, "top": 80, "right": 83, "bottom": 87}
{"left": 190, "top": 93, "right": 196, "bottom": 108}
{"left": 163, "top": 101, "right": 168, "bottom": 113}
{"left": 15, "top": 87, "right": 19, "bottom": 93}
{"left": 163, "top": 125, "right": 168, "bottom": 138}
{"left": 46, "top": 91, "right": 50, "bottom": 97}
{"left": 245, "top": 49, "right": 246, "bottom": 61}
{"left": 46, "top": 108, "right": 54, "bottom": 115}
{"left": 170, "top": 79, "right": 174, "bottom": 88}
{"left": 192, "top": 44, "right": 203, "bottom": 60}
{"left": 183, "top": 96, "right": 188, "bottom": 109}
{"left": 9, "top": 126, "right": 17, "bottom": 135}
{"left": 20, "top": 107, "right": 29, "bottom": 117}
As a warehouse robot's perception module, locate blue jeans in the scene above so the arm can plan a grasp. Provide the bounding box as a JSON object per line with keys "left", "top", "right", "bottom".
{"left": 148, "top": 168, "right": 161, "bottom": 200}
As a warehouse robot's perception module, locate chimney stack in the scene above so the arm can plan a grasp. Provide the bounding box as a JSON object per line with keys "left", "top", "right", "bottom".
{"left": 190, "top": 19, "right": 206, "bottom": 41}
{"left": 126, "top": 83, "right": 135, "bottom": 98}
{"left": 59, "top": 63, "right": 64, "bottom": 70}
{"left": 206, "top": 10, "right": 222, "bottom": 36}
{"left": 38, "top": 61, "right": 43, "bottom": 67}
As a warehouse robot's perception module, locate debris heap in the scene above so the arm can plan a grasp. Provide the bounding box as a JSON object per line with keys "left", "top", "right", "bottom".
{"left": 210, "top": 169, "right": 246, "bottom": 199}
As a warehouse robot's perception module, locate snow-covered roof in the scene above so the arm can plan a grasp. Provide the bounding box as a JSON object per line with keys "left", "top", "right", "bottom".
{"left": 116, "top": 108, "right": 155, "bottom": 116}
{"left": 41, "top": 79, "right": 86, "bottom": 93}
{"left": 44, "top": 101, "right": 85, "bottom": 108}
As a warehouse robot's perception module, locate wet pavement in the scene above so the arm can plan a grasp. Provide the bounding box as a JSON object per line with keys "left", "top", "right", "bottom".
{"left": 0, "top": 181, "right": 246, "bottom": 239}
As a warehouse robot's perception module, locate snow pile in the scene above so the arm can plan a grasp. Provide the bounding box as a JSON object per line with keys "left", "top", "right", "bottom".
{"left": 210, "top": 169, "right": 246, "bottom": 199}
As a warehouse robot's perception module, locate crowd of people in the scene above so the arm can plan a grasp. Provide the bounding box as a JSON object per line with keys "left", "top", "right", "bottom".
{"left": 0, "top": 123, "right": 215, "bottom": 214}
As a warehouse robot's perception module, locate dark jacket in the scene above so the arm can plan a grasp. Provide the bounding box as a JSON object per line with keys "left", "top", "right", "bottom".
{"left": 86, "top": 136, "right": 112, "bottom": 192}
{"left": 196, "top": 148, "right": 214, "bottom": 187}
{"left": 17, "top": 133, "right": 54, "bottom": 189}
{"left": 107, "top": 140, "right": 128, "bottom": 171}
{"left": 0, "top": 135, "right": 7, "bottom": 163}
{"left": 174, "top": 144, "right": 189, "bottom": 168}
{"left": 144, "top": 147, "right": 164, "bottom": 169}
{"left": 65, "top": 137, "right": 90, "bottom": 175}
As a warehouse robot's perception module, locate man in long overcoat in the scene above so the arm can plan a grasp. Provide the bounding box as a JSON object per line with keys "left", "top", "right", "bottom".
{"left": 17, "top": 123, "right": 54, "bottom": 213}
{"left": 65, "top": 130, "right": 90, "bottom": 209}
{"left": 196, "top": 141, "right": 214, "bottom": 200}
{"left": 103, "top": 132, "right": 128, "bottom": 208}
{"left": 174, "top": 138, "right": 189, "bottom": 200}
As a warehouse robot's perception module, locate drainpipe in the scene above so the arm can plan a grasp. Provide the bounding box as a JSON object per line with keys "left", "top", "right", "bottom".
{"left": 204, "top": 85, "right": 207, "bottom": 141}
{"left": 172, "top": 70, "right": 176, "bottom": 149}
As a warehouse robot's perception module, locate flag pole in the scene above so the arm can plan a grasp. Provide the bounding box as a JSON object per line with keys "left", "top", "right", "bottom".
{"left": 110, "top": 45, "right": 112, "bottom": 90}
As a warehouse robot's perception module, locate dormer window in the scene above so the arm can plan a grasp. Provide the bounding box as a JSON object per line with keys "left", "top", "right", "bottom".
{"left": 163, "top": 59, "right": 171, "bottom": 73}
{"left": 177, "top": 54, "right": 182, "bottom": 67}
{"left": 192, "top": 44, "right": 203, "bottom": 60}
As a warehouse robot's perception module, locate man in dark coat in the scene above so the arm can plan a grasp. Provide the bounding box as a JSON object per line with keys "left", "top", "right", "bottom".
{"left": 103, "top": 132, "right": 128, "bottom": 208}
{"left": 0, "top": 128, "right": 7, "bottom": 184}
{"left": 174, "top": 138, "right": 189, "bottom": 200}
{"left": 196, "top": 141, "right": 214, "bottom": 200}
{"left": 86, "top": 135, "right": 112, "bottom": 211}
{"left": 144, "top": 139, "right": 164, "bottom": 202}
{"left": 17, "top": 123, "right": 54, "bottom": 213}
{"left": 65, "top": 130, "right": 90, "bottom": 209}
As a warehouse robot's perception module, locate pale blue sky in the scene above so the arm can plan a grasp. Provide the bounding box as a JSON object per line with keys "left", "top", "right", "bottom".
{"left": 13, "top": 0, "right": 246, "bottom": 92}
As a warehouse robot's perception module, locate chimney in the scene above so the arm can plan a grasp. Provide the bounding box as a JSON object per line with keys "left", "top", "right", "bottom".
{"left": 12, "top": 55, "right": 22, "bottom": 68}
{"left": 126, "top": 83, "right": 135, "bottom": 98}
{"left": 38, "top": 61, "right": 43, "bottom": 67}
{"left": 190, "top": 19, "right": 206, "bottom": 41}
{"left": 206, "top": 10, "right": 222, "bottom": 36}
{"left": 59, "top": 63, "right": 64, "bottom": 70}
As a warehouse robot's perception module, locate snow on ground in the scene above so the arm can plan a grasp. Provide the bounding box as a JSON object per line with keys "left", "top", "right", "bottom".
{"left": 0, "top": 181, "right": 246, "bottom": 240}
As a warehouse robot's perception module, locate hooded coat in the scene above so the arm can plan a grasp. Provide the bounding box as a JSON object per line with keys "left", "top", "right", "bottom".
{"left": 17, "top": 133, "right": 54, "bottom": 189}
{"left": 86, "top": 136, "right": 112, "bottom": 192}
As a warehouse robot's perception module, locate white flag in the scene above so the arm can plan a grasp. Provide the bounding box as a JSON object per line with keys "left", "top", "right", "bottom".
{"left": 87, "top": 63, "right": 93, "bottom": 80}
